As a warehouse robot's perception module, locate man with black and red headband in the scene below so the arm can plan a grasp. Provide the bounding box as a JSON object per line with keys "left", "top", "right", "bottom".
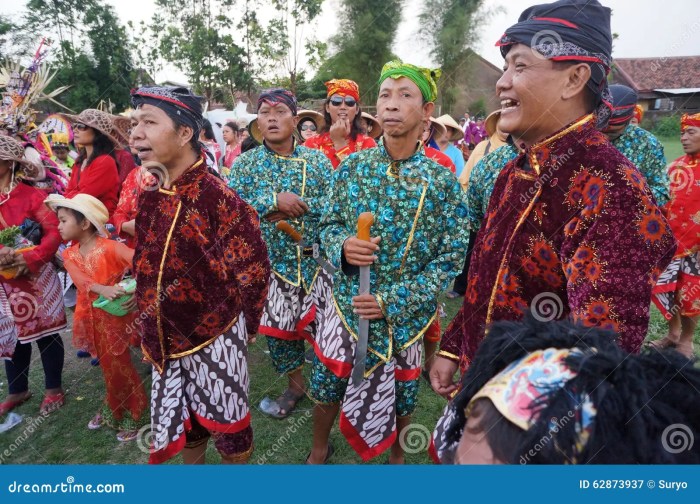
{"left": 130, "top": 85, "right": 270, "bottom": 464}
{"left": 228, "top": 88, "right": 333, "bottom": 419}
{"left": 651, "top": 112, "right": 700, "bottom": 358}
{"left": 603, "top": 84, "right": 669, "bottom": 206}
{"left": 430, "top": 0, "right": 677, "bottom": 441}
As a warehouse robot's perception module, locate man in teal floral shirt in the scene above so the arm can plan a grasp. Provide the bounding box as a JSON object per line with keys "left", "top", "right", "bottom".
{"left": 306, "top": 61, "right": 468, "bottom": 464}
{"left": 604, "top": 84, "right": 669, "bottom": 206}
{"left": 228, "top": 89, "right": 333, "bottom": 418}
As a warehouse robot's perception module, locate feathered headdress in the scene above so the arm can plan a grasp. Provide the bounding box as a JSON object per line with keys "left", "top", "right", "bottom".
{"left": 0, "top": 39, "right": 71, "bottom": 135}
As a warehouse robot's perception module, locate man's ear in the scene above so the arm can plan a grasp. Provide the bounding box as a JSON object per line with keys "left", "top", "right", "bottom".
{"left": 562, "top": 63, "right": 592, "bottom": 101}
{"left": 178, "top": 124, "right": 195, "bottom": 147}
{"left": 292, "top": 115, "right": 300, "bottom": 129}
{"left": 423, "top": 101, "right": 435, "bottom": 120}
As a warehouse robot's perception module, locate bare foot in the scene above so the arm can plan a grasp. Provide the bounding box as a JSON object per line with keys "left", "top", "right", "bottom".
{"left": 648, "top": 335, "right": 679, "bottom": 350}
{"left": 675, "top": 342, "right": 695, "bottom": 358}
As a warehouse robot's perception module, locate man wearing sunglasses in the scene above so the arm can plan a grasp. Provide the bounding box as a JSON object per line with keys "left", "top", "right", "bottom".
{"left": 304, "top": 79, "right": 376, "bottom": 169}
{"left": 228, "top": 88, "right": 334, "bottom": 420}
{"left": 307, "top": 61, "right": 468, "bottom": 463}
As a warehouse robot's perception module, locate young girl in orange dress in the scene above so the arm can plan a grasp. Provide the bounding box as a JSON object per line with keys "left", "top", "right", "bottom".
{"left": 45, "top": 193, "right": 147, "bottom": 441}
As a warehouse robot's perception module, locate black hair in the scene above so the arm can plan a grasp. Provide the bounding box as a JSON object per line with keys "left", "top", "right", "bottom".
{"left": 320, "top": 99, "right": 363, "bottom": 141}
{"left": 57, "top": 207, "right": 97, "bottom": 233}
{"left": 201, "top": 119, "right": 216, "bottom": 141}
{"left": 240, "top": 136, "right": 258, "bottom": 153}
{"left": 297, "top": 117, "right": 318, "bottom": 135}
{"left": 223, "top": 121, "right": 239, "bottom": 134}
{"left": 447, "top": 315, "right": 700, "bottom": 464}
{"left": 75, "top": 129, "right": 119, "bottom": 170}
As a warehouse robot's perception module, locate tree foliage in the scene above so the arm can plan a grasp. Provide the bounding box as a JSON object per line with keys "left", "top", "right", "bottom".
{"left": 318, "top": 0, "right": 403, "bottom": 103}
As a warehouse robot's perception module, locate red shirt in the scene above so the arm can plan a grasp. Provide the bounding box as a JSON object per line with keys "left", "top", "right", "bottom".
{"left": 66, "top": 154, "right": 120, "bottom": 216}
{"left": 425, "top": 146, "right": 456, "bottom": 173}
{"left": 115, "top": 149, "right": 137, "bottom": 185}
{"left": 666, "top": 152, "right": 700, "bottom": 258}
{"left": 304, "top": 132, "right": 377, "bottom": 169}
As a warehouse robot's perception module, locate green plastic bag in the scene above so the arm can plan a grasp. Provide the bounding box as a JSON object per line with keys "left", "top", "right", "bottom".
{"left": 92, "top": 277, "right": 137, "bottom": 317}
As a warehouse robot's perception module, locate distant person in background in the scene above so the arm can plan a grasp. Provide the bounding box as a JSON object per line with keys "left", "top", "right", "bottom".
{"left": 221, "top": 121, "right": 241, "bottom": 170}
{"left": 631, "top": 104, "right": 643, "bottom": 126}
{"left": 651, "top": 112, "right": 700, "bottom": 358}
{"left": 603, "top": 84, "right": 669, "bottom": 206}
{"left": 200, "top": 119, "right": 222, "bottom": 169}
{"left": 49, "top": 133, "right": 75, "bottom": 177}
{"left": 435, "top": 115, "right": 465, "bottom": 177}
{"left": 297, "top": 112, "right": 321, "bottom": 142}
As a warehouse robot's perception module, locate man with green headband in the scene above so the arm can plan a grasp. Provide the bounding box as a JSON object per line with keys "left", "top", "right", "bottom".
{"left": 306, "top": 60, "right": 468, "bottom": 463}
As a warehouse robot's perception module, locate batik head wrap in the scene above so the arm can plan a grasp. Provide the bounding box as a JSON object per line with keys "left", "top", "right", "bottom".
{"left": 681, "top": 112, "right": 700, "bottom": 131}
{"left": 496, "top": 0, "right": 613, "bottom": 128}
{"left": 378, "top": 60, "right": 441, "bottom": 103}
{"left": 257, "top": 88, "right": 297, "bottom": 116}
{"left": 607, "top": 84, "right": 638, "bottom": 126}
{"left": 324, "top": 79, "right": 360, "bottom": 101}
{"left": 131, "top": 86, "right": 204, "bottom": 138}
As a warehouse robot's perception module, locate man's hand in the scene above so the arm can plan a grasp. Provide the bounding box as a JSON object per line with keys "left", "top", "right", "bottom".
{"left": 343, "top": 236, "right": 381, "bottom": 266}
{"left": 429, "top": 356, "right": 459, "bottom": 399}
{"left": 276, "top": 192, "right": 309, "bottom": 218}
{"left": 352, "top": 294, "right": 384, "bottom": 320}
{"left": 329, "top": 118, "right": 350, "bottom": 150}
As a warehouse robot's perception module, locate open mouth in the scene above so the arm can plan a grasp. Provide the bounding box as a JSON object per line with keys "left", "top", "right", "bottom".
{"left": 500, "top": 98, "right": 520, "bottom": 112}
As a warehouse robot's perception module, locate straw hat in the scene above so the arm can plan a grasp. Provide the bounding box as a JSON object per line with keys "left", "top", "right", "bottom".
{"left": 297, "top": 110, "right": 325, "bottom": 130}
{"left": 484, "top": 110, "right": 502, "bottom": 138}
{"left": 435, "top": 114, "right": 464, "bottom": 142}
{"left": 0, "top": 135, "right": 44, "bottom": 180}
{"left": 44, "top": 193, "right": 109, "bottom": 237}
{"left": 248, "top": 117, "right": 262, "bottom": 144}
{"left": 361, "top": 112, "right": 382, "bottom": 139}
{"left": 428, "top": 117, "right": 447, "bottom": 139}
{"left": 59, "top": 109, "right": 128, "bottom": 147}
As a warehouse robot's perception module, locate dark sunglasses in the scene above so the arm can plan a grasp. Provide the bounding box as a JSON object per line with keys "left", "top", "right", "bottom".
{"left": 300, "top": 124, "right": 317, "bottom": 132}
{"left": 329, "top": 96, "right": 357, "bottom": 107}
{"left": 73, "top": 123, "right": 89, "bottom": 131}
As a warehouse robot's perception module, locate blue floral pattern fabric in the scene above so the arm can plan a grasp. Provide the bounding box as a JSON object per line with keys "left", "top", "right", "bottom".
{"left": 611, "top": 124, "right": 669, "bottom": 206}
{"left": 319, "top": 141, "right": 469, "bottom": 362}
{"left": 466, "top": 144, "right": 518, "bottom": 230}
{"left": 228, "top": 142, "right": 333, "bottom": 293}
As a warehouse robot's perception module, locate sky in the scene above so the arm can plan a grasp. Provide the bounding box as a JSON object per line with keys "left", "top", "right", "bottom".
{"left": 1, "top": 0, "right": 698, "bottom": 83}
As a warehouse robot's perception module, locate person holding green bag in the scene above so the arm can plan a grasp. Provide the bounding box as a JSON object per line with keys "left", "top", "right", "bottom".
{"left": 45, "top": 193, "right": 147, "bottom": 442}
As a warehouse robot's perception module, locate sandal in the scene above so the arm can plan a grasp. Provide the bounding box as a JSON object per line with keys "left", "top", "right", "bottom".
{"left": 647, "top": 337, "right": 678, "bottom": 350}
{"left": 265, "top": 389, "right": 306, "bottom": 419}
{"left": 88, "top": 413, "right": 103, "bottom": 430}
{"left": 445, "top": 291, "right": 463, "bottom": 299}
{"left": 39, "top": 392, "right": 65, "bottom": 415}
{"left": 116, "top": 430, "right": 138, "bottom": 442}
{"left": 0, "top": 391, "right": 32, "bottom": 416}
{"left": 305, "top": 444, "right": 334, "bottom": 464}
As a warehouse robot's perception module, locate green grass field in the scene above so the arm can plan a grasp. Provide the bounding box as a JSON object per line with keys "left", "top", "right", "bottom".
{"left": 0, "top": 136, "right": 694, "bottom": 465}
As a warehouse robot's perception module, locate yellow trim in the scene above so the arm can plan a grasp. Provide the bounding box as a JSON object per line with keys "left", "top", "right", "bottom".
{"left": 398, "top": 310, "right": 437, "bottom": 351}
{"left": 155, "top": 199, "right": 182, "bottom": 367}
{"left": 168, "top": 314, "right": 241, "bottom": 359}
{"left": 437, "top": 349, "right": 459, "bottom": 361}
{"left": 273, "top": 191, "right": 278, "bottom": 211}
{"left": 399, "top": 181, "right": 428, "bottom": 274}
